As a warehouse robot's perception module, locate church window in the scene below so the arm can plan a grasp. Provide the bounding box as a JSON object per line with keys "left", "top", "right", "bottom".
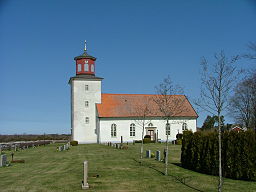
{"left": 91, "top": 64, "right": 94, "bottom": 72}
{"left": 130, "top": 123, "right": 135, "bottom": 136}
{"left": 85, "top": 101, "right": 89, "bottom": 107}
{"left": 84, "top": 64, "right": 89, "bottom": 71}
{"left": 182, "top": 123, "right": 188, "bottom": 131}
{"left": 78, "top": 64, "right": 82, "bottom": 72}
{"left": 166, "top": 123, "right": 170, "bottom": 135}
{"left": 85, "top": 117, "right": 89, "bottom": 124}
{"left": 111, "top": 124, "right": 117, "bottom": 137}
{"left": 85, "top": 85, "right": 89, "bottom": 91}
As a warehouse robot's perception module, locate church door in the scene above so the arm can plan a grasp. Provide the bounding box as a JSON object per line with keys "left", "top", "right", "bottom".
{"left": 147, "top": 129, "right": 155, "bottom": 141}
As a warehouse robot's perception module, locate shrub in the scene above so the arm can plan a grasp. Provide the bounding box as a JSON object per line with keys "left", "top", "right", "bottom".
{"left": 181, "top": 130, "right": 256, "bottom": 181}
{"left": 134, "top": 140, "right": 142, "bottom": 143}
{"left": 143, "top": 138, "right": 151, "bottom": 143}
{"left": 144, "top": 135, "right": 151, "bottom": 139}
{"left": 70, "top": 141, "right": 78, "bottom": 146}
{"left": 176, "top": 133, "right": 183, "bottom": 139}
{"left": 151, "top": 152, "right": 155, "bottom": 158}
{"left": 176, "top": 139, "right": 182, "bottom": 145}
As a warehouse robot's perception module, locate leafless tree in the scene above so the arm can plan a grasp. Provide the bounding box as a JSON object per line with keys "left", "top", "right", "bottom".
{"left": 195, "top": 51, "right": 238, "bottom": 192}
{"left": 243, "top": 42, "right": 256, "bottom": 61}
{"left": 229, "top": 76, "right": 256, "bottom": 128}
{"left": 154, "top": 76, "right": 186, "bottom": 176}
{"left": 133, "top": 97, "right": 152, "bottom": 159}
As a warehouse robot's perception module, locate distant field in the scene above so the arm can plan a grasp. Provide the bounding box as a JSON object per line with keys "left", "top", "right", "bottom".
{"left": 0, "top": 143, "right": 255, "bottom": 192}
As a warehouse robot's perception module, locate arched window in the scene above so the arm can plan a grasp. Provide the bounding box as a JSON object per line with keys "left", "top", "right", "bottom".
{"left": 77, "top": 64, "right": 82, "bottom": 72}
{"left": 84, "top": 64, "right": 89, "bottom": 71}
{"left": 182, "top": 123, "right": 188, "bottom": 131}
{"left": 111, "top": 124, "right": 117, "bottom": 137}
{"left": 130, "top": 123, "right": 135, "bottom": 136}
{"left": 148, "top": 123, "right": 153, "bottom": 127}
{"left": 166, "top": 123, "right": 170, "bottom": 135}
{"left": 91, "top": 64, "right": 94, "bottom": 72}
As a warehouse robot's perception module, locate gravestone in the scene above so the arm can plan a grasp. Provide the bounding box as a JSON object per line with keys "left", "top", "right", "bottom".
{"left": 156, "top": 150, "right": 161, "bottom": 161}
{"left": 58, "top": 146, "right": 63, "bottom": 151}
{"left": 146, "top": 150, "right": 151, "bottom": 158}
{"left": 14, "top": 145, "right": 17, "bottom": 151}
{"left": 63, "top": 145, "right": 66, "bottom": 150}
{"left": 0, "top": 146, "right": 2, "bottom": 154}
{"left": 82, "top": 161, "right": 89, "bottom": 189}
{"left": 0, "top": 154, "right": 7, "bottom": 167}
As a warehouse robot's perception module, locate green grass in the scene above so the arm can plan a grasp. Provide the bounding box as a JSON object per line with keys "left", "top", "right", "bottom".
{"left": 0, "top": 143, "right": 255, "bottom": 192}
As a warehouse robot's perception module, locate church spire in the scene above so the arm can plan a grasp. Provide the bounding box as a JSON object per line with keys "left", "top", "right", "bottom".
{"left": 74, "top": 41, "right": 96, "bottom": 76}
{"left": 84, "top": 40, "right": 87, "bottom": 52}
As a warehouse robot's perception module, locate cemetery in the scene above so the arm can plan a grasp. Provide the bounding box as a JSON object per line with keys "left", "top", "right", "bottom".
{"left": 0, "top": 142, "right": 255, "bottom": 191}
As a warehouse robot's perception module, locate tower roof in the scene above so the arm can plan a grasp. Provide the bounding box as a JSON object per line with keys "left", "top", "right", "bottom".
{"left": 74, "top": 51, "right": 96, "bottom": 61}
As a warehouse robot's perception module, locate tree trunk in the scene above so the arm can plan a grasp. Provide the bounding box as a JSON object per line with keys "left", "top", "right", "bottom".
{"left": 140, "top": 124, "right": 144, "bottom": 159}
{"left": 218, "top": 113, "right": 222, "bottom": 192}
{"left": 165, "top": 119, "right": 169, "bottom": 176}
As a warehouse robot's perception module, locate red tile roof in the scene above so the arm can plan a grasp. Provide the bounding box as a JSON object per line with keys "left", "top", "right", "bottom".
{"left": 97, "top": 93, "right": 198, "bottom": 118}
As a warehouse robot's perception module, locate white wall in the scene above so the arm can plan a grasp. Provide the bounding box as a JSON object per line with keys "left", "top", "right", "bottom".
{"left": 99, "top": 117, "right": 197, "bottom": 143}
{"left": 71, "top": 79, "right": 102, "bottom": 144}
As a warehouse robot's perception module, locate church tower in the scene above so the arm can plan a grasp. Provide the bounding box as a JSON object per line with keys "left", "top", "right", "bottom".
{"left": 69, "top": 41, "right": 103, "bottom": 144}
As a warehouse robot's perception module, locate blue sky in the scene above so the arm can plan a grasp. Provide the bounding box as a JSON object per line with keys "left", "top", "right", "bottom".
{"left": 0, "top": 0, "right": 255, "bottom": 134}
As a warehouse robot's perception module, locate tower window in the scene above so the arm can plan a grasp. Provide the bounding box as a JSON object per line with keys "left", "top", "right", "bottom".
{"left": 166, "top": 123, "right": 170, "bottom": 135}
{"left": 84, "top": 64, "right": 89, "bottom": 71}
{"left": 91, "top": 64, "right": 94, "bottom": 72}
{"left": 85, "top": 85, "right": 89, "bottom": 91}
{"left": 182, "top": 123, "right": 188, "bottom": 131}
{"left": 130, "top": 123, "right": 135, "bottom": 136}
{"left": 78, "top": 64, "right": 82, "bottom": 72}
{"left": 111, "top": 124, "right": 117, "bottom": 137}
{"left": 85, "top": 101, "right": 89, "bottom": 107}
{"left": 85, "top": 117, "right": 89, "bottom": 124}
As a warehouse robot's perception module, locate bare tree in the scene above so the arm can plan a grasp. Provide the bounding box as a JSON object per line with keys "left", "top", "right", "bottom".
{"left": 243, "top": 42, "right": 256, "bottom": 61}
{"left": 154, "top": 76, "right": 186, "bottom": 176}
{"left": 195, "top": 51, "right": 238, "bottom": 192}
{"left": 133, "top": 97, "right": 152, "bottom": 159}
{"left": 229, "top": 77, "right": 255, "bottom": 128}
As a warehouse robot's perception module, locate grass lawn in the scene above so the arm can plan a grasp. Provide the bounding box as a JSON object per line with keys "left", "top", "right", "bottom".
{"left": 0, "top": 143, "right": 255, "bottom": 192}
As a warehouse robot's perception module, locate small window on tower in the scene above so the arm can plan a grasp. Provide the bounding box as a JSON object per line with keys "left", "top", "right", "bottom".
{"left": 78, "top": 64, "right": 82, "bottom": 72}
{"left": 85, "top": 117, "right": 89, "bottom": 124}
{"left": 91, "top": 64, "right": 94, "bottom": 72}
{"left": 85, "top": 64, "right": 89, "bottom": 71}
{"left": 85, "top": 85, "right": 89, "bottom": 91}
{"left": 85, "top": 101, "right": 89, "bottom": 107}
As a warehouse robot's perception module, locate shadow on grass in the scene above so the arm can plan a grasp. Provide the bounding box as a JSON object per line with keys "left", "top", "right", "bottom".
{"left": 132, "top": 158, "right": 204, "bottom": 192}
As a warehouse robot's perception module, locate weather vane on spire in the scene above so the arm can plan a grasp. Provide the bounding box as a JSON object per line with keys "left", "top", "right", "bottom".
{"left": 84, "top": 40, "right": 87, "bottom": 52}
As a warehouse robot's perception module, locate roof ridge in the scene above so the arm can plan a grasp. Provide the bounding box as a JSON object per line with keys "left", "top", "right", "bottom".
{"left": 101, "top": 93, "right": 185, "bottom": 96}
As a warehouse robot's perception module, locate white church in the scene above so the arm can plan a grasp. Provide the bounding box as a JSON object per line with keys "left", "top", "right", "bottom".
{"left": 69, "top": 43, "right": 198, "bottom": 144}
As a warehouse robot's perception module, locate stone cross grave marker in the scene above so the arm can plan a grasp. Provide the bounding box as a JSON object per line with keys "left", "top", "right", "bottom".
{"left": 156, "top": 150, "right": 161, "bottom": 161}
{"left": 146, "top": 150, "right": 151, "bottom": 158}
{"left": 0, "top": 154, "right": 7, "bottom": 167}
{"left": 82, "top": 161, "right": 89, "bottom": 189}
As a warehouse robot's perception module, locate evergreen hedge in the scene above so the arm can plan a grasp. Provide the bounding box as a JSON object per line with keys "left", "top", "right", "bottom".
{"left": 181, "top": 130, "right": 256, "bottom": 181}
